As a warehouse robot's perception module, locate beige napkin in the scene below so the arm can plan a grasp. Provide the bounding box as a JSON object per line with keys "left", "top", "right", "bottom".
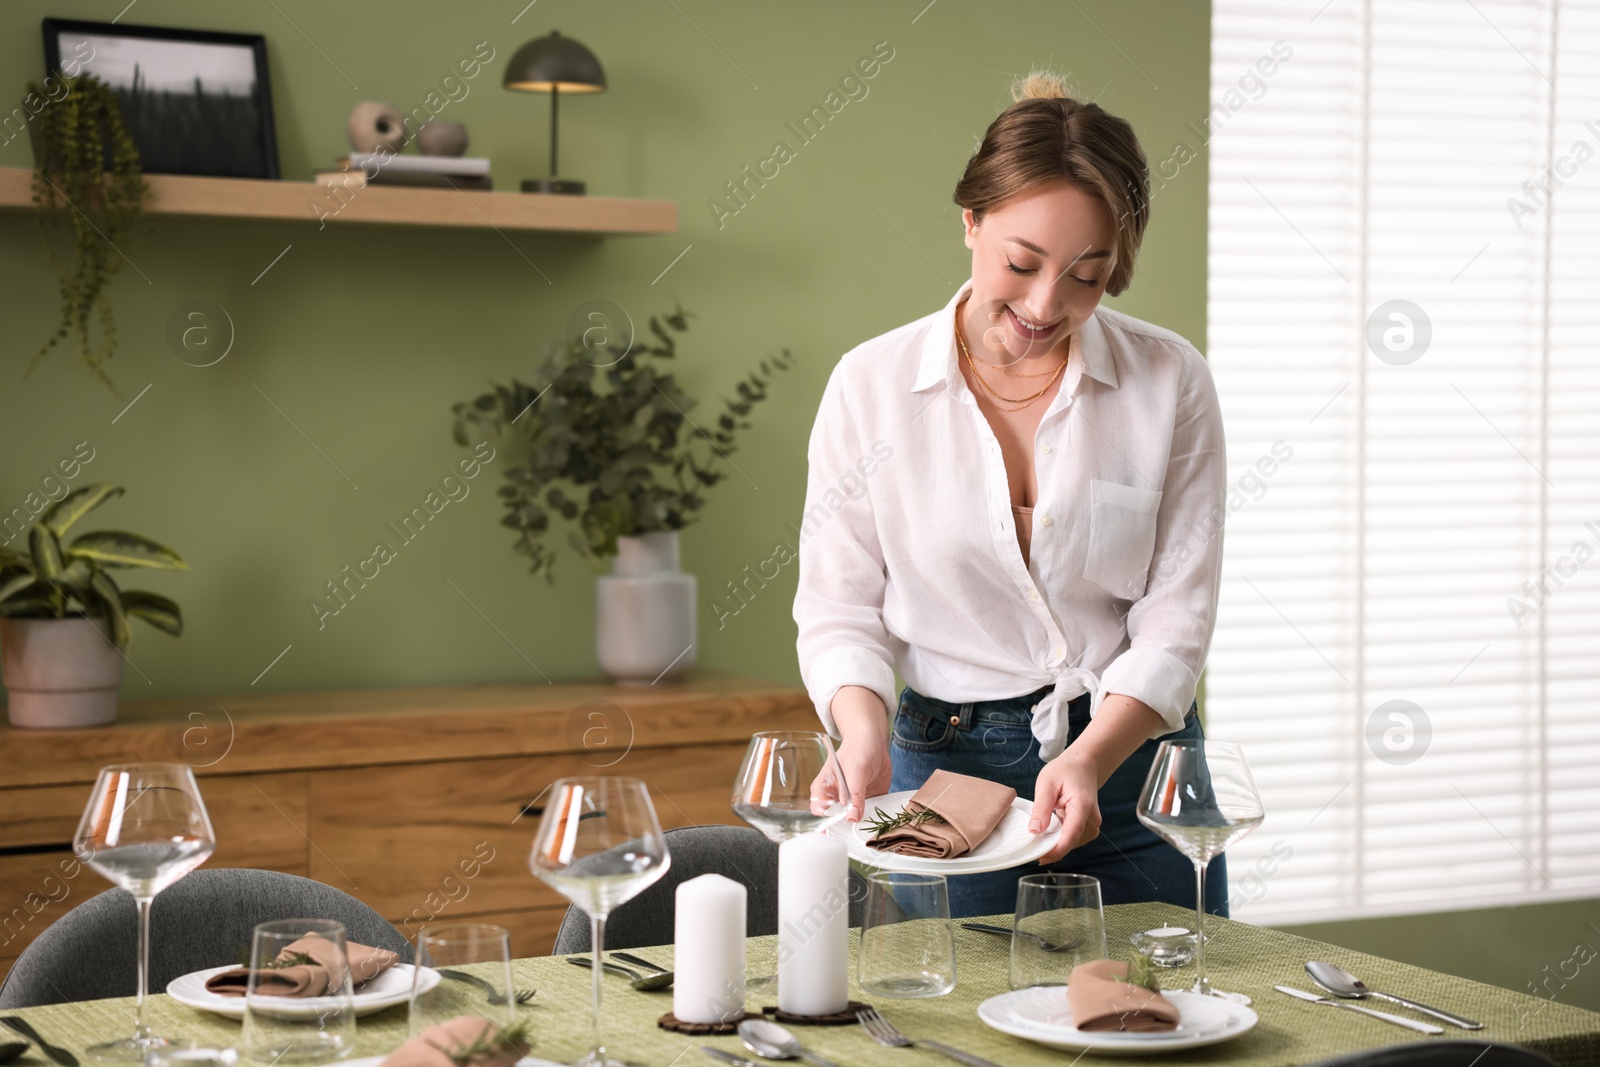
{"left": 380, "top": 1016, "right": 529, "bottom": 1067}
{"left": 204, "top": 933, "right": 398, "bottom": 997}
{"left": 865, "top": 769, "right": 1018, "bottom": 858}
{"left": 1066, "top": 959, "right": 1180, "bottom": 1032}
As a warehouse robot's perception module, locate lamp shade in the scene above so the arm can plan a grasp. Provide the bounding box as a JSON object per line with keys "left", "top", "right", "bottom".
{"left": 502, "top": 30, "right": 606, "bottom": 93}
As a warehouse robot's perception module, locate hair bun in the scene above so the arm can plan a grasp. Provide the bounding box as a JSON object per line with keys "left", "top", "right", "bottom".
{"left": 1010, "top": 70, "right": 1075, "bottom": 103}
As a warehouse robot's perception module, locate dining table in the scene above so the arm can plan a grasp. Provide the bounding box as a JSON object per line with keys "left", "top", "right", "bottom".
{"left": 5, "top": 903, "right": 1598, "bottom": 1067}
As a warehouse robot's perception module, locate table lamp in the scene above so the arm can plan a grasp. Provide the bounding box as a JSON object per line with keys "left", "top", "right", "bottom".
{"left": 502, "top": 29, "right": 606, "bottom": 195}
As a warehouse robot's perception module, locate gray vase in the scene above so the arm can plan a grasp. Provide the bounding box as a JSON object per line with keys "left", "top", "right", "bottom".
{"left": 596, "top": 531, "right": 696, "bottom": 686}
{"left": 416, "top": 120, "right": 469, "bottom": 157}
{"left": 1, "top": 616, "right": 123, "bottom": 728}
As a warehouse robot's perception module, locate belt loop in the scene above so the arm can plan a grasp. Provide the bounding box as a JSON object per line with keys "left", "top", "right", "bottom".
{"left": 957, "top": 702, "right": 974, "bottom": 730}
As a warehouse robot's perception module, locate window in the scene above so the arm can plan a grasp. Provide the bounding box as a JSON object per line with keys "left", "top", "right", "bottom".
{"left": 1205, "top": 0, "right": 1600, "bottom": 923}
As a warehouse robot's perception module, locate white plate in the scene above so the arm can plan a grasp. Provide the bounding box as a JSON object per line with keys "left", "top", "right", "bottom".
{"left": 977, "top": 986, "right": 1257, "bottom": 1055}
{"left": 829, "top": 791, "right": 1063, "bottom": 875}
{"left": 166, "top": 964, "right": 441, "bottom": 1019}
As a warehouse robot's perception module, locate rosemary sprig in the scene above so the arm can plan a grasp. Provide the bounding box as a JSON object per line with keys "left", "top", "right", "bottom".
{"left": 427, "top": 1020, "right": 532, "bottom": 1067}
{"left": 863, "top": 804, "right": 948, "bottom": 838}
{"left": 1126, "top": 952, "right": 1162, "bottom": 993}
{"left": 266, "top": 951, "right": 317, "bottom": 970}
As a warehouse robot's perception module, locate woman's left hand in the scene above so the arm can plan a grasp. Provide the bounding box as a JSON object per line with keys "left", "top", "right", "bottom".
{"left": 1029, "top": 752, "right": 1103, "bottom": 864}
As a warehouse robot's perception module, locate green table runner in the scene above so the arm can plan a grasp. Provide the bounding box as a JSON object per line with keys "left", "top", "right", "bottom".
{"left": 7, "top": 903, "right": 1598, "bottom": 1066}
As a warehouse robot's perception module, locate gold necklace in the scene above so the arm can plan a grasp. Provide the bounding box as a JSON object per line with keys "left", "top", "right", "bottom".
{"left": 960, "top": 330, "right": 1065, "bottom": 405}
{"left": 956, "top": 303, "right": 1066, "bottom": 406}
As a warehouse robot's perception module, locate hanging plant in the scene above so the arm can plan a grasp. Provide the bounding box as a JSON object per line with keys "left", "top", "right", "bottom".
{"left": 24, "top": 72, "right": 149, "bottom": 396}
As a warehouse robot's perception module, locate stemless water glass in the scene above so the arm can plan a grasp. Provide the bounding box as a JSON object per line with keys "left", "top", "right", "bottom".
{"left": 74, "top": 763, "right": 216, "bottom": 1063}
{"left": 1009, "top": 873, "right": 1106, "bottom": 990}
{"left": 409, "top": 923, "right": 515, "bottom": 1036}
{"left": 1136, "top": 739, "right": 1264, "bottom": 1003}
{"left": 530, "top": 777, "right": 670, "bottom": 1067}
{"left": 240, "top": 919, "right": 356, "bottom": 1065}
{"left": 858, "top": 872, "right": 955, "bottom": 998}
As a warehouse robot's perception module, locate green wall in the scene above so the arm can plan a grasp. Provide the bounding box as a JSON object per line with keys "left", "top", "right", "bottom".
{"left": 2, "top": 0, "right": 1593, "bottom": 1012}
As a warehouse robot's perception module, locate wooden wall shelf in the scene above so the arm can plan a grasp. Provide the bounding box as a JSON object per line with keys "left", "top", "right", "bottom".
{"left": 0, "top": 167, "right": 677, "bottom": 235}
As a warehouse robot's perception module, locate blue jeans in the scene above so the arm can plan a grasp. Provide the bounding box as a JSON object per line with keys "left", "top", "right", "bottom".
{"left": 888, "top": 684, "right": 1230, "bottom": 920}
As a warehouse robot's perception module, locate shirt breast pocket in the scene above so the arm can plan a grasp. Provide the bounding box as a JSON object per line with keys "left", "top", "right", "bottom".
{"left": 1082, "top": 479, "right": 1164, "bottom": 600}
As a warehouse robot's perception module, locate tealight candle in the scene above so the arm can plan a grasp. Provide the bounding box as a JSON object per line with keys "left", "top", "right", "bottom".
{"left": 673, "top": 873, "right": 747, "bottom": 1023}
{"left": 776, "top": 833, "right": 849, "bottom": 1016}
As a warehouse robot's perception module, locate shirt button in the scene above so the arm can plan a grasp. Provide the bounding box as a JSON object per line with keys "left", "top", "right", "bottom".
{"left": 1052, "top": 645, "right": 1065, "bottom": 659}
{"left": 1041, "top": 444, "right": 1053, "bottom": 455}
{"left": 1041, "top": 515, "right": 1054, "bottom": 527}
{"left": 1029, "top": 589, "right": 1040, "bottom": 600}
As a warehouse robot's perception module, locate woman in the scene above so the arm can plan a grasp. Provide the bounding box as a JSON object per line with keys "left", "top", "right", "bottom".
{"left": 794, "top": 71, "right": 1229, "bottom": 919}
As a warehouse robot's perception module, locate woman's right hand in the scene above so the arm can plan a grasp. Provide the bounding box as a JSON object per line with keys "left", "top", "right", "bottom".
{"left": 812, "top": 685, "right": 894, "bottom": 822}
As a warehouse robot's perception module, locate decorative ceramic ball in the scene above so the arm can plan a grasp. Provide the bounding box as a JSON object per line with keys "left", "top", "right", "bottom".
{"left": 348, "top": 102, "right": 408, "bottom": 153}
{"left": 416, "top": 121, "right": 469, "bottom": 157}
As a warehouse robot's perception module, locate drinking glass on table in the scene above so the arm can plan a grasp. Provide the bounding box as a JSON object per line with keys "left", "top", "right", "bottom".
{"left": 1136, "top": 738, "right": 1264, "bottom": 1004}
{"left": 730, "top": 731, "right": 849, "bottom": 989}
{"left": 858, "top": 872, "right": 955, "bottom": 998}
{"left": 1008, "top": 873, "right": 1106, "bottom": 990}
{"left": 73, "top": 763, "right": 216, "bottom": 1063}
{"left": 409, "top": 922, "right": 516, "bottom": 1037}
{"left": 529, "top": 776, "right": 670, "bottom": 1067}
{"left": 240, "top": 919, "right": 356, "bottom": 1065}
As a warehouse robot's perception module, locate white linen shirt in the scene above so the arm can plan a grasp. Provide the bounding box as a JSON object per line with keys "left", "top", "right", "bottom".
{"left": 792, "top": 277, "right": 1226, "bottom": 762}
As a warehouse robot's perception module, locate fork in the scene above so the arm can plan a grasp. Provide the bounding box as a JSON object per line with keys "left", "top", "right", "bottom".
{"left": 437, "top": 969, "right": 536, "bottom": 1005}
{"left": 855, "top": 1007, "right": 1003, "bottom": 1067}
{"left": 961, "top": 921, "right": 1084, "bottom": 953}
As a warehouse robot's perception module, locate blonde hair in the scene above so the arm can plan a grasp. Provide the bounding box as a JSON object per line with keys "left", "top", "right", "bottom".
{"left": 952, "top": 69, "right": 1151, "bottom": 297}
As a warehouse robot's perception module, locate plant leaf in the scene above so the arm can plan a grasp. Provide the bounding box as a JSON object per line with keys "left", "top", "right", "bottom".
{"left": 122, "top": 590, "right": 182, "bottom": 636}
{"left": 29, "top": 524, "right": 63, "bottom": 580}
{"left": 0, "top": 572, "right": 42, "bottom": 606}
{"left": 40, "top": 484, "right": 124, "bottom": 537}
{"left": 89, "top": 571, "right": 131, "bottom": 649}
{"left": 69, "top": 530, "right": 187, "bottom": 570}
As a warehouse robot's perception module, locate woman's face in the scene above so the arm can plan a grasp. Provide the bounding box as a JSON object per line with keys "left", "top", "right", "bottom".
{"left": 961, "top": 180, "right": 1117, "bottom": 365}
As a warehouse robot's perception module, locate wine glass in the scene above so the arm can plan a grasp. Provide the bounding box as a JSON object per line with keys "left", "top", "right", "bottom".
{"left": 1136, "top": 739, "right": 1263, "bottom": 1004}
{"left": 529, "top": 777, "right": 669, "bottom": 1067}
{"left": 730, "top": 731, "right": 849, "bottom": 988}
{"left": 74, "top": 763, "right": 216, "bottom": 1062}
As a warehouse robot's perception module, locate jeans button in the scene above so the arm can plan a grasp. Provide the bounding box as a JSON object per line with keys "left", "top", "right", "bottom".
{"left": 949, "top": 715, "right": 960, "bottom": 726}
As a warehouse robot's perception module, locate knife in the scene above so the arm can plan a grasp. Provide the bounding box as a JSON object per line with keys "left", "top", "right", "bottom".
{"left": 1273, "top": 986, "right": 1444, "bottom": 1035}
{"left": 700, "top": 1047, "right": 762, "bottom": 1067}
{"left": 1, "top": 1017, "right": 78, "bottom": 1067}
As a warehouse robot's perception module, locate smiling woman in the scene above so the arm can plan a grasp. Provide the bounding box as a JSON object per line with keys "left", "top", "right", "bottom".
{"left": 795, "top": 70, "right": 1230, "bottom": 920}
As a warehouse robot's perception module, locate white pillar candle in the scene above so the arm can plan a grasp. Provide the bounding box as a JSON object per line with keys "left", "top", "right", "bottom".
{"left": 673, "top": 873, "right": 747, "bottom": 1023}
{"left": 776, "top": 833, "right": 850, "bottom": 1016}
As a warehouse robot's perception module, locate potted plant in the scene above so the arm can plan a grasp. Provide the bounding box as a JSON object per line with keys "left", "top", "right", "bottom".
{"left": 452, "top": 303, "right": 790, "bottom": 684}
{"left": 0, "top": 485, "right": 186, "bottom": 728}
{"left": 23, "top": 72, "right": 149, "bottom": 395}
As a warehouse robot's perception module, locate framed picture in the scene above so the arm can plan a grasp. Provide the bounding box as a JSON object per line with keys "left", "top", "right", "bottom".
{"left": 42, "top": 17, "right": 279, "bottom": 180}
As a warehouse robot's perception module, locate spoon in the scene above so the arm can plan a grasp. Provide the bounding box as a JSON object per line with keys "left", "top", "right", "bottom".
{"left": 566, "top": 955, "right": 674, "bottom": 992}
{"left": 611, "top": 951, "right": 676, "bottom": 981}
{"left": 1305, "top": 961, "right": 1482, "bottom": 1030}
{"left": 737, "top": 1019, "right": 846, "bottom": 1067}
{"left": 0, "top": 1043, "right": 27, "bottom": 1064}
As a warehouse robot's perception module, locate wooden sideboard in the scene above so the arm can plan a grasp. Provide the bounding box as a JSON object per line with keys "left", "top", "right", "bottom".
{"left": 0, "top": 673, "right": 817, "bottom": 980}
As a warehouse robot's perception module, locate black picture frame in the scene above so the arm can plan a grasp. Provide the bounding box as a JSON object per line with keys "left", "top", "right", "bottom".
{"left": 42, "top": 17, "right": 280, "bottom": 180}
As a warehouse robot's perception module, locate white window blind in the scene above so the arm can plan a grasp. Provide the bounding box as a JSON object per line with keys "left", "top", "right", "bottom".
{"left": 1206, "top": 0, "right": 1600, "bottom": 924}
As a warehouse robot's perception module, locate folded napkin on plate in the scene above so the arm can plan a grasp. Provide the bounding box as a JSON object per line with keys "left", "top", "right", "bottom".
{"left": 204, "top": 933, "right": 398, "bottom": 997}
{"left": 1066, "top": 959, "right": 1180, "bottom": 1033}
{"left": 381, "top": 1015, "right": 529, "bottom": 1067}
{"left": 864, "top": 768, "right": 1017, "bottom": 859}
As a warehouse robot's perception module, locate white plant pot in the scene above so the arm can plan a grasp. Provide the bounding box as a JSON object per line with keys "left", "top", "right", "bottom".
{"left": 596, "top": 531, "right": 696, "bottom": 686}
{"left": 1, "top": 616, "right": 124, "bottom": 728}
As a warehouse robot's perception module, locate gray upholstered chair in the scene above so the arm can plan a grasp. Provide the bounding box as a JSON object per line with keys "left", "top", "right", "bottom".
{"left": 551, "top": 824, "right": 870, "bottom": 954}
{"left": 0, "top": 868, "right": 411, "bottom": 1009}
{"left": 1319, "top": 1043, "right": 1556, "bottom": 1067}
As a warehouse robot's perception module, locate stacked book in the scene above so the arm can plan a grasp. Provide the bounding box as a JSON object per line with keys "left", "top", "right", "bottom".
{"left": 316, "top": 154, "right": 492, "bottom": 190}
